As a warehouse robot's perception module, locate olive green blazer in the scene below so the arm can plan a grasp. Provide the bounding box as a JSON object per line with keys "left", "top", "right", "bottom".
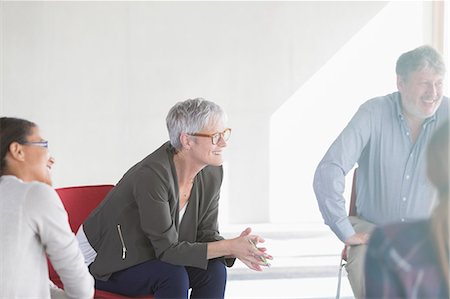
{"left": 84, "top": 142, "right": 232, "bottom": 281}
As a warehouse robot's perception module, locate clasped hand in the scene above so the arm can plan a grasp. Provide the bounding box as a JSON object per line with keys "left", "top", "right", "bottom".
{"left": 230, "top": 227, "right": 273, "bottom": 271}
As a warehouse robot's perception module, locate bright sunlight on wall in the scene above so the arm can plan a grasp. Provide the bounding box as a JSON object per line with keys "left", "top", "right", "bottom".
{"left": 270, "top": 2, "right": 428, "bottom": 223}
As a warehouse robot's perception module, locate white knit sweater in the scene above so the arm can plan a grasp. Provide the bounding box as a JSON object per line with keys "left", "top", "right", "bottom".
{"left": 0, "top": 175, "right": 94, "bottom": 298}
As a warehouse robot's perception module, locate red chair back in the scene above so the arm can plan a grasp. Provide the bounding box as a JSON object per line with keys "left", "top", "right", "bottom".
{"left": 56, "top": 185, "right": 114, "bottom": 233}
{"left": 48, "top": 185, "right": 114, "bottom": 288}
{"left": 49, "top": 184, "right": 153, "bottom": 298}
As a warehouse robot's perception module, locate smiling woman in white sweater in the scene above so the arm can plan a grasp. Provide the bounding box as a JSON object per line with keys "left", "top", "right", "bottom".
{"left": 0, "top": 117, "right": 94, "bottom": 298}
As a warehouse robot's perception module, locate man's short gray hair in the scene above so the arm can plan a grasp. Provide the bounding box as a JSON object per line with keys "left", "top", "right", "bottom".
{"left": 396, "top": 45, "right": 446, "bottom": 80}
{"left": 166, "top": 98, "right": 227, "bottom": 150}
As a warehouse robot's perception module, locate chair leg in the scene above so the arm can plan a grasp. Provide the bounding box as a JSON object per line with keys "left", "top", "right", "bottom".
{"left": 336, "top": 258, "right": 346, "bottom": 299}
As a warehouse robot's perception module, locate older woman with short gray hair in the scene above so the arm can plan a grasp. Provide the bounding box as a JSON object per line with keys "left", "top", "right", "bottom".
{"left": 77, "top": 98, "right": 272, "bottom": 298}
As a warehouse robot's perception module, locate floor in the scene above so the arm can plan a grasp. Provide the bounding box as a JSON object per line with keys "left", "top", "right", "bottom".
{"left": 221, "top": 222, "right": 355, "bottom": 299}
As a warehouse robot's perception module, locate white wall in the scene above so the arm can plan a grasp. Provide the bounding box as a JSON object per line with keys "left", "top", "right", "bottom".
{"left": 1, "top": 1, "right": 435, "bottom": 224}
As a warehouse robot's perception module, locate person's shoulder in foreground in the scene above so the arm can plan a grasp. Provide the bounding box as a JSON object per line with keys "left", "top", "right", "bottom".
{"left": 366, "top": 221, "right": 448, "bottom": 299}
{"left": 366, "top": 120, "right": 450, "bottom": 299}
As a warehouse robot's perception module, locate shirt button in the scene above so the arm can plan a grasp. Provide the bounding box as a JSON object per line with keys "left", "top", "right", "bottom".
{"left": 406, "top": 175, "right": 410, "bottom": 180}
{"left": 402, "top": 197, "right": 407, "bottom": 201}
{"left": 410, "top": 153, "right": 413, "bottom": 157}
{"left": 406, "top": 132, "right": 410, "bottom": 136}
{"left": 401, "top": 218, "right": 405, "bottom": 222}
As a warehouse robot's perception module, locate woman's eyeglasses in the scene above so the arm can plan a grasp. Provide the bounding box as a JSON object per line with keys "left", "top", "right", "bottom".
{"left": 188, "top": 128, "right": 231, "bottom": 145}
{"left": 22, "top": 141, "right": 49, "bottom": 149}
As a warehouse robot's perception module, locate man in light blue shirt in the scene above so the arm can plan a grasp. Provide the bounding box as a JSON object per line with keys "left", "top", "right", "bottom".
{"left": 313, "top": 45, "right": 448, "bottom": 299}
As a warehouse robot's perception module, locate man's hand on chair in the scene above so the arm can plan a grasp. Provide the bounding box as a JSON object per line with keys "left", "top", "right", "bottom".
{"left": 345, "top": 232, "right": 370, "bottom": 246}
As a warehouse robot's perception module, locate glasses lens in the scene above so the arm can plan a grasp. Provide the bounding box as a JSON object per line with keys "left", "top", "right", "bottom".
{"left": 23, "top": 141, "right": 49, "bottom": 148}
{"left": 212, "top": 133, "right": 220, "bottom": 145}
{"left": 223, "top": 129, "right": 231, "bottom": 141}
